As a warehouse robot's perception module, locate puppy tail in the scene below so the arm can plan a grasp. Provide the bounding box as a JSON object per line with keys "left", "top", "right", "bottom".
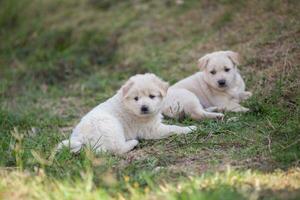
{"left": 56, "top": 139, "right": 83, "bottom": 153}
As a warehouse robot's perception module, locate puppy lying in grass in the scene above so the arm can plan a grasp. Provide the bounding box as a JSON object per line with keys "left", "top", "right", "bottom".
{"left": 58, "top": 73, "right": 196, "bottom": 154}
{"left": 163, "top": 51, "right": 252, "bottom": 120}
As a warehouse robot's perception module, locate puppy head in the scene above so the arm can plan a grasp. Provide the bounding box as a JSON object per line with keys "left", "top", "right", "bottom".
{"left": 121, "top": 73, "right": 169, "bottom": 118}
{"left": 198, "top": 50, "right": 240, "bottom": 90}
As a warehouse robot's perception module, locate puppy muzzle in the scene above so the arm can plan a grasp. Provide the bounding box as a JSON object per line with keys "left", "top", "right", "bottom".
{"left": 140, "top": 105, "right": 150, "bottom": 114}
{"left": 217, "top": 79, "right": 227, "bottom": 88}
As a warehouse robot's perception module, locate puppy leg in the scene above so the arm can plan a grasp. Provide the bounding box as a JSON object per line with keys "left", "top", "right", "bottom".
{"left": 239, "top": 91, "right": 252, "bottom": 101}
{"left": 190, "top": 108, "right": 224, "bottom": 120}
{"left": 116, "top": 140, "right": 139, "bottom": 154}
{"left": 228, "top": 89, "right": 252, "bottom": 102}
{"left": 143, "top": 124, "right": 197, "bottom": 140}
{"left": 86, "top": 115, "right": 138, "bottom": 154}
{"left": 164, "top": 88, "right": 223, "bottom": 120}
{"left": 94, "top": 139, "right": 138, "bottom": 155}
{"left": 221, "top": 102, "right": 249, "bottom": 112}
{"left": 57, "top": 138, "right": 83, "bottom": 153}
{"left": 179, "top": 92, "right": 224, "bottom": 120}
{"left": 205, "top": 106, "right": 219, "bottom": 112}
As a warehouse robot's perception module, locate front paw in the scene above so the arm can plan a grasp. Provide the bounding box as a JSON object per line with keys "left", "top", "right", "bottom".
{"left": 183, "top": 125, "right": 197, "bottom": 134}
{"left": 215, "top": 112, "right": 225, "bottom": 119}
{"left": 233, "top": 106, "right": 249, "bottom": 112}
{"left": 239, "top": 91, "right": 252, "bottom": 100}
{"left": 240, "top": 107, "right": 250, "bottom": 112}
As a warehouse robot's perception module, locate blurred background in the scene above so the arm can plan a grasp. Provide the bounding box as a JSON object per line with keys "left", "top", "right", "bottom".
{"left": 1, "top": 0, "right": 299, "bottom": 100}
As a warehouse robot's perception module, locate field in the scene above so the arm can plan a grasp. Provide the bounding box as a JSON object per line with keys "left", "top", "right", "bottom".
{"left": 0, "top": 0, "right": 300, "bottom": 199}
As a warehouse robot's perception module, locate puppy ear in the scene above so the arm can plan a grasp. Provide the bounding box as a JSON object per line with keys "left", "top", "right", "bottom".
{"left": 198, "top": 55, "right": 210, "bottom": 70}
{"left": 121, "top": 80, "right": 134, "bottom": 98}
{"left": 225, "top": 51, "right": 240, "bottom": 66}
{"left": 149, "top": 74, "right": 169, "bottom": 97}
{"left": 157, "top": 80, "right": 169, "bottom": 97}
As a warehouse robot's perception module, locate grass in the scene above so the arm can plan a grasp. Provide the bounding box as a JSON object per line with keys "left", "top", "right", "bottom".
{"left": 0, "top": 0, "right": 300, "bottom": 199}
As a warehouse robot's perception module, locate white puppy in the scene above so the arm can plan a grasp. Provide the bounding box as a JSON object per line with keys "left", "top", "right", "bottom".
{"left": 163, "top": 51, "right": 252, "bottom": 120}
{"left": 58, "top": 73, "right": 196, "bottom": 154}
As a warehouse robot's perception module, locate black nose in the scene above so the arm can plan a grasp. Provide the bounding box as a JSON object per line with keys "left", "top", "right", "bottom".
{"left": 141, "top": 105, "right": 149, "bottom": 113}
{"left": 218, "top": 79, "right": 226, "bottom": 86}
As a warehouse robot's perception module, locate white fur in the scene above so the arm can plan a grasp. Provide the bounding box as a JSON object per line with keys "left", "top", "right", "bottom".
{"left": 163, "top": 50, "right": 252, "bottom": 120}
{"left": 58, "top": 73, "right": 196, "bottom": 154}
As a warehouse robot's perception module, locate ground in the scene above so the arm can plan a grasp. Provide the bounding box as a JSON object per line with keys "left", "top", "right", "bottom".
{"left": 0, "top": 0, "right": 300, "bottom": 199}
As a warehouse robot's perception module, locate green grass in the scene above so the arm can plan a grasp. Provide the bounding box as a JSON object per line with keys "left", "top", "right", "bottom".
{"left": 0, "top": 0, "right": 300, "bottom": 199}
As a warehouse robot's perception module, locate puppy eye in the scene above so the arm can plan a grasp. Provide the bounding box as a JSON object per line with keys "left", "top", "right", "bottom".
{"left": 210, "top": 70, "right": 216, "bottom": 75}
{"left": 134, "top": 97, "right": 139, "bottom": 101}
{"left": 149, "top": 94, "right": 155, "bottom": 99}
{"left": 224, "top": 67, "right": 230, "bottom": 72}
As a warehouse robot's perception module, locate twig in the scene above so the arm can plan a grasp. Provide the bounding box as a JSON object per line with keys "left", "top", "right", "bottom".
{"left": 226, "top": 130, "right": 255, "bottom": 143}
{"left": 283, "top": 47, "right": 290, "bottom": 76}
{"left": 266, "top": 118, "right": 275, "bottom": 130}
{"left": 201, "top": 131, "right": 213, "bottom": 142}
{"left": 282, "top": 138, "right": 300, "bottom": 150}
{"left": 267, "top": 133, "right": 272, "bottom": 153}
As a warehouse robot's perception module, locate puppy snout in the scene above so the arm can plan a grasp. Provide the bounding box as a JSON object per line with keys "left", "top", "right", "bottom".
{"left": 141, "top": 105, "right": 149, "bottom": 113}
{"left": 218, "top": 79, "right": 226, "bottom": 87}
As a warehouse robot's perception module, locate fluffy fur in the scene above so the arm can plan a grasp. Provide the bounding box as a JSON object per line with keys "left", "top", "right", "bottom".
{"left": 58, "top": 73, "right": 196, "bottom": 154}
{"left": 163, "top": 50, "right": 252, "bottom": 120}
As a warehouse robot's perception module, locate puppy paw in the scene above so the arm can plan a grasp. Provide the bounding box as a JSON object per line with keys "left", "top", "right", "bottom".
{"left": 215, "top": 113, "right": 225, "bottom": 119}
{"left": 241, "top": 107, "right": 250, "bottom": 112}
{"left": 233, "top": 107, "right": 249, "bottom": 112}
{"left": 239, "top": 91, "right": 252, "bottom": 100}
{"left": 183, "top": 126, "right": 197, "bottom": 134}
{"left": 129, "top": 139, "right": 139, "bottom": 146}
{"left": 188, "top": 125, "right": 197, "bottom": 131}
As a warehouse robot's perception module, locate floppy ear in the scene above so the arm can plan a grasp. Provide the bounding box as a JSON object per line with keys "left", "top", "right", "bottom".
{"left": 225, "top": 51, "right": 240, "bottom": 66}
{"left": 157, "top": 80, "right": 169, "bottom": 97}
{"left": 198, "top": 55, "right": 210, "bottom": 70}
{"left": 149, "top": 74, "right": 169, "bottom": 97}
{"left": 121, "top": 79, "right": 134, "bottom": 98}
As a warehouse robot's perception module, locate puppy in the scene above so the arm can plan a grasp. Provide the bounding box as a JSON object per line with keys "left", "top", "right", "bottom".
{"left": 163, "top": 50, "right": 252, "bottom": 120}
{"left": 58, "top": 73, "right": 196, "bottom": 154}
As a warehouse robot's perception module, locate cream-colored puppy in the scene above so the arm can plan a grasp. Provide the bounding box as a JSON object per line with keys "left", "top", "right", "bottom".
{"left": 163, "top": 51, "right": 252, "bottom": 120}
{"left": 58, "top": 73, "right": 196, "bottom": 154}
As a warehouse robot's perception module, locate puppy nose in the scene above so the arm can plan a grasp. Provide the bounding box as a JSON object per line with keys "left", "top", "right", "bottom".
{"left": 141, "top": 105, "right": 149, "bottom": 113}
{"left": 218, "top": 79, "right": 226, "bottom": 86}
